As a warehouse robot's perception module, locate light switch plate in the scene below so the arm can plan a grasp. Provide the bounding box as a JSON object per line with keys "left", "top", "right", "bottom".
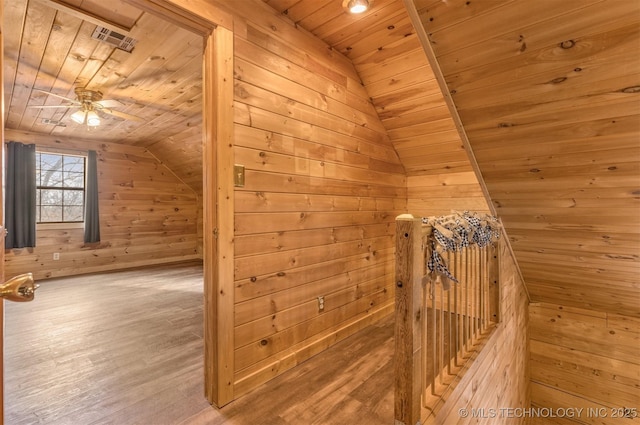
{"left": 234, "top": 164, "right": 245, "bottom": 187}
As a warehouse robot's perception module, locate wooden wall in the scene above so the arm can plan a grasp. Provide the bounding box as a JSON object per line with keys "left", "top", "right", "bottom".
{"left": 407, "top": 173, "right": 489, "bottom": 217}
{"left": 431, "top": 238, "right": 530, "bottom": 424}
{"left": 409, "top": 0, "right": 640, "bottom": 318}
{"left": 530, "top": 302, "right": 640, "bottom": 425}
{"left": 4, "top": 129, "right": 200, "bottom": 280}
{"left": 226, "top": 1, "right": 408, "bottom": 397}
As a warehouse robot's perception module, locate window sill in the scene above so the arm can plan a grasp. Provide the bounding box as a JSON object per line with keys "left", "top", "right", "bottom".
{"left": 37, "top": 222, "right": 84, "bottom": 231}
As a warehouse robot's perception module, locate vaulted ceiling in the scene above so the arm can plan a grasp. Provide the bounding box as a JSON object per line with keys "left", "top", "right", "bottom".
{"left": 4, "top": 0, "right": 203, "bottom": 190}
{"left": 406, "top": 0, "right": 640, "bottom": 316}
{"left": 4, "top": 0, "right": 639, "bottom": 316}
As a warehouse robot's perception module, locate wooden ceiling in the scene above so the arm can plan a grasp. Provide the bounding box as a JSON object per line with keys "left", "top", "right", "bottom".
{"left": 4, "top": 0, "right": 638, "bottom": 315}
{"left": 407, "top": 0, "right": 640, "bottom": 316}
{"left": 3, "top": 0, "right": 204, "bottom": 190}
{"left": 265, "top": 0, "right": 466, "bottom": 176}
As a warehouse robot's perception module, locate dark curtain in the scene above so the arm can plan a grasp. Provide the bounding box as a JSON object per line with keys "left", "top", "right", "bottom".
{"left": 5, "top": 142, "right": 36, "bottom": 249}
{"left": 84, "top": 150, "right": 100, "bottom": 243}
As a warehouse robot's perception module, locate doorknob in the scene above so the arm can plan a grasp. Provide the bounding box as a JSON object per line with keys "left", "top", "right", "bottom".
{"left": 0, "top": 273, "right": 38, "bottom": 302}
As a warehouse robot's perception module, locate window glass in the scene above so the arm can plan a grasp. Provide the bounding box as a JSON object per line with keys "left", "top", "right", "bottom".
{"left": 36, "top": 152, "right": 86, "bottom": 223}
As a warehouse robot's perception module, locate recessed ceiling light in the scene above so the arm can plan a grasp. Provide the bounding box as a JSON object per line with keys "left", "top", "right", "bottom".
{"left": 343, "top": 0, "right": 372, "bottom": 14}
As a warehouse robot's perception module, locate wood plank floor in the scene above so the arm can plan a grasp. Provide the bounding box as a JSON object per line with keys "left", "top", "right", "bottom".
{"left": 4, "top": 264, "right": 394, "bottom": 425}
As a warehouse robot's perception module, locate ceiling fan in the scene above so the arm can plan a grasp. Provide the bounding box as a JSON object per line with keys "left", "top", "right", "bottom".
{"left": 29, "top": 87, "right": 144, "bottom": 127}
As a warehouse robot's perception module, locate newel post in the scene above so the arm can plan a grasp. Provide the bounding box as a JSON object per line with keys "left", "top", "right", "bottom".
{"left": 394, "top": 214, "right": 423, "bottom": 425}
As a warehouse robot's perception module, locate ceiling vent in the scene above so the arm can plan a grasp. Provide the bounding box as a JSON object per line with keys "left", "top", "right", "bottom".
{"left": 41, "top": 118, "right": 66, "bottom": 127}
{"left": 91, "top": 27, "right": 137, "bottom": 53}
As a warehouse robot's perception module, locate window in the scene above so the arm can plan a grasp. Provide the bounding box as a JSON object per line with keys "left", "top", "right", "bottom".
{"left": 35, "top": 151, "right": 86, "bottom": 223}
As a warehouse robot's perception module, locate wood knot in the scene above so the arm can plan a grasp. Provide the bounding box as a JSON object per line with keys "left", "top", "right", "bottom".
{"left": 547, "top": 77, "right": 567, "bottom": 84}
{"left": 621, "top": 86, "right": 640, "bottom": 93}
{"left": 260, "top": 339, "right": 268, "bottom": 346}
{"left": 559, "top": 40, "right": 575, "bottom": 49}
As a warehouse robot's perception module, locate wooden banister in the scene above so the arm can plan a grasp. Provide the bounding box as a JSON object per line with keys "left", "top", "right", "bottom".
{"left": 394, "top": 213, "right": 500, "bottom": 425}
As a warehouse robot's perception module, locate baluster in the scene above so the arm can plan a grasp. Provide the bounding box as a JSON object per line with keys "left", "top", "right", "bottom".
{"left": 439, "top": 276, "right": 444, "bottom": 385}
{"left": 453, "top": 249, "right": 460, "bottom": 367}
{"left": 470, "top": 245, "right": 476, "bottom": 343}
{"left": 474, "top": 245, "right": 479, "bottom": 340}
{"left": 431, "top": 276, "right": 437, "bottom": 395}
{"left": 479, "top": 246, "right": 485, "bottom": 332}
{"left": 447, "top": 253, "right": 452, "bottom": 376}
{"left": 422, "top": 265, "right": 429, "bottom": 402}
{"left": 464, "top": 247, "right": 469, "bottom": 353}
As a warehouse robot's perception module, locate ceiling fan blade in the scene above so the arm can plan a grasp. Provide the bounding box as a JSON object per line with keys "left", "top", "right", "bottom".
{"left": 95, "top": 99, "right": 125, "bottom": 108}
{"left": 101, "top": 108, "right": 145, "bottom": 122}
{"left": 32, "top": 88, "right": 79, "bottom": 104}
{"left": 27, "top": 104, "right": 76, "bottom": 109}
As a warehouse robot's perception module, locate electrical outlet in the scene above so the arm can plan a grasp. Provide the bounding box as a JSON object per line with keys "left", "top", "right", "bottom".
{"left": 53, "top": 253, "right": 60, "bottom": 261}
{"left": 317, "top": 296, "right": 325, "bottom": 311}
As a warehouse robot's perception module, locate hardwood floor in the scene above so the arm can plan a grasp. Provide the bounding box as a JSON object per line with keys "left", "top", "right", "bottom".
{"left": 4, "top": 264, "right": 394, "bottom": 425}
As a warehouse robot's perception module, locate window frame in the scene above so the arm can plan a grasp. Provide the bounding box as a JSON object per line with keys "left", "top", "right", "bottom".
{"left": 35, "top": 149, "right": 87, "bottom": 227}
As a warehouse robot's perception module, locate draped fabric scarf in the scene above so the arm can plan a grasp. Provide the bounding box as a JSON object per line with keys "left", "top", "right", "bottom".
{"left": 423, "top": 211, "right": 501, "bottom": 286}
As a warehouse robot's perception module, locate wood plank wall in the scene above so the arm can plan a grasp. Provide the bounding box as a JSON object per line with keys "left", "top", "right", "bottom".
{"left": 432, "top": 238, "right": 530, "bottom": 424}
{"left": 529, "top": 302, "right": 640, "bottom": 425}
{"left": 4, "top": 129, "right": 200, "bottom": 280}
{"left": 407, "top": 173, "right": 489, "bottom": 217}
{"left": 226, "top": 1, "right": 408, "bottom": 397}
{"left": 410, "top": 0, "right": 640, "bottom": 318}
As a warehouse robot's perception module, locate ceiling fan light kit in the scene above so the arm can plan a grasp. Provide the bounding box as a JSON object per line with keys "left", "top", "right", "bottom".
{"left": 86, "top": 111, "right": 101, "bottom": 127}
{"left": 70, "top": 109, "right": 100, "bottom": 126}
{"left": 70, "top": 110, "right": 87, "bottom": 124}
